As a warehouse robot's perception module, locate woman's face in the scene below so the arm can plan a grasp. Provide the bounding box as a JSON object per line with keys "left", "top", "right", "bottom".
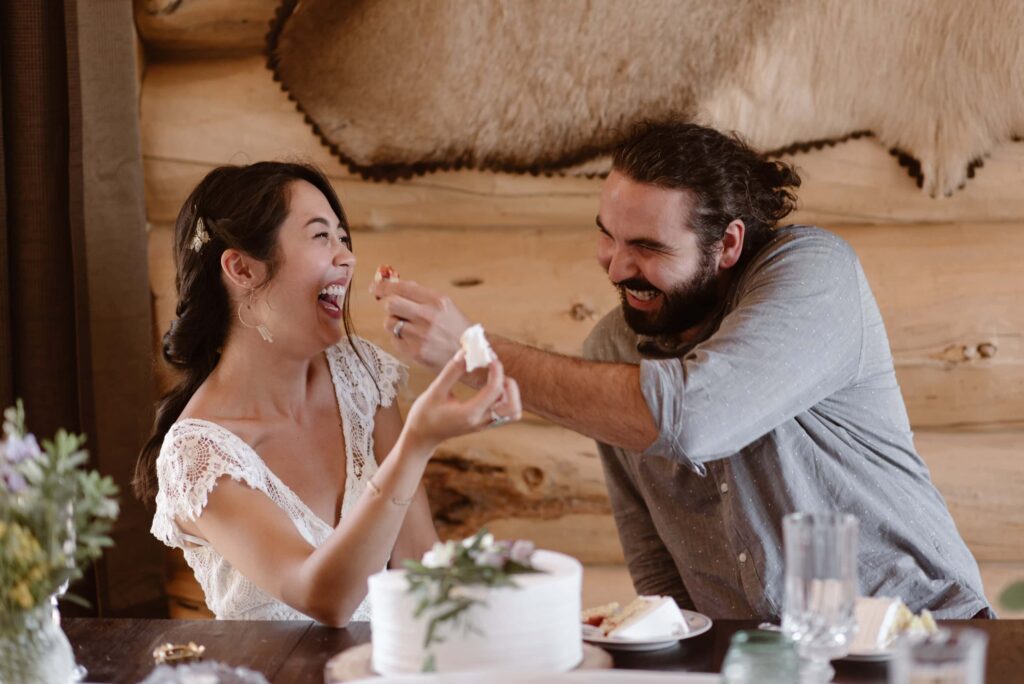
{"left": 258, "top": 180, "right": 355, "bottom": 353}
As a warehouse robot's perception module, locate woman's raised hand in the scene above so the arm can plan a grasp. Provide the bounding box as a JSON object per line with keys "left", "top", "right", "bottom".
{"left": 403, "top": 350, "right": 522, "bottom": 451}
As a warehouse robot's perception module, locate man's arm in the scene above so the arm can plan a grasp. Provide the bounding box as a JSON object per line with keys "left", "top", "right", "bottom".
{"left": 372, "top": 278, "right": 657, "bottom": 452}
{"left": 488, "top": 336, "right": 657, "bottom": 452}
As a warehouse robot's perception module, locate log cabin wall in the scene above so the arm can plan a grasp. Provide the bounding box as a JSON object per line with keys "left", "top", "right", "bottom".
{"left": 135, "top": 1, "right": 1024, "bottom": 618}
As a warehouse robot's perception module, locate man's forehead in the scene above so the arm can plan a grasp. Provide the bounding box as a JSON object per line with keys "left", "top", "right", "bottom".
{"left": 598, "top": 174, "right": 696, "bottom": 241}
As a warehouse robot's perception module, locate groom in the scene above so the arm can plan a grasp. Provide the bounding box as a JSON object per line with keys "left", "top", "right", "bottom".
{"left": 372, "top": 121, "right": 992, "bottom": 620}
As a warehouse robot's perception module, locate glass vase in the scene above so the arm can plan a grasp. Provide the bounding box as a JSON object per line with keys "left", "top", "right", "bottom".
{"left": 0, "top": 601, "right": 79, "bottom": 684}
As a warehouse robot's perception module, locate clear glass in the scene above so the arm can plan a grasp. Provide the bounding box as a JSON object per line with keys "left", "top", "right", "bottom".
{"left": 722, "top": 629, "right": 800, "bottom": 684}
{"left": 889, "top": 628, "right": 987, "bottom": 684}
{"left": 781, "top": 512, "right": 859, "bottom": 683}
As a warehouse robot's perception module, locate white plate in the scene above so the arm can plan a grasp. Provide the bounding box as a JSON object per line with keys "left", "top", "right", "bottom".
{"left": 582, "top": 609, "right": 713, "bottom": 651}
{"left": 842, "top": 648, "right": 894, "bottom": 662}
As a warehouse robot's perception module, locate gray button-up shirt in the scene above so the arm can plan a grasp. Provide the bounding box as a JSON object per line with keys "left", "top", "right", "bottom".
{"left": 583, "top": 225, "right": 991, "bottom": 620}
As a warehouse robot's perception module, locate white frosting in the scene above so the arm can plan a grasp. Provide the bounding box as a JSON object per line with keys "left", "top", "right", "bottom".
{"left": 368, "top": 550, "right": 583, "bottom": 674}
{"left": 608, "top": 596, "right": 689, "bottom": 639}
{"left": 460, "top": 324, "right": 496, "bottom": 372}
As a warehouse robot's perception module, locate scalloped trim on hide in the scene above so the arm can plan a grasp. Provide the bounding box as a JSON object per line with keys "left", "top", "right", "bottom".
{"left": 265, "top": 0, "right": 1017, "bottom": 192}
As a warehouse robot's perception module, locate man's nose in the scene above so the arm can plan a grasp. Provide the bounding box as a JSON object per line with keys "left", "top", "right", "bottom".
{"left": 605, "top": 247, "right": 636, "bottom": 283}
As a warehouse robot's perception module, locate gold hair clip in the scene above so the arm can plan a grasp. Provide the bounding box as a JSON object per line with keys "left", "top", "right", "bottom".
{"left": 153, "top": 641, "right": 206, "bottom": 665}
{"left": 191, "top": 217, "right": 211, "bottom": 253}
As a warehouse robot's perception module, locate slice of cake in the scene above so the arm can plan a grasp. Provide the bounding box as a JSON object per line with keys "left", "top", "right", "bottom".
{"left": 460, "top": 324, "right": 496, "bottom": 372}
{"left": 583, "top": 596, "right": 689, "bottom": 639}
{"left": 374, "top": 264, "right": 400, "bottom": 283}
{"left": 850, "top": 596, "right": 938, "bottom": 652}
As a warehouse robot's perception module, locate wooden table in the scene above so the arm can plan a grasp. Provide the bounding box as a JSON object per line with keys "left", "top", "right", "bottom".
{"left": 64, "top": 618, "right": 1024, "bottom": 683}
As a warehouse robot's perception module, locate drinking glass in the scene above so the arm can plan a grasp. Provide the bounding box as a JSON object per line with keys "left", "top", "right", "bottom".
{"left": 889, "top": 628, "right": 987, "bottom": 684}
{"left": 782, "top": 512, "right": 858, "bottom": 683}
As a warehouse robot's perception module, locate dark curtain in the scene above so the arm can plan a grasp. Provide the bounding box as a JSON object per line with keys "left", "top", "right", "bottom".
{"left": 0, "top": 1, "right": 166, "bottom": 616}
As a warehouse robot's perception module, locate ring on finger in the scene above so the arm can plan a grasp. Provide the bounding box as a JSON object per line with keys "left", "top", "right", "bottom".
{"left": 392, "top": 319, "right": 406, "bottom": 339}
{"left": 488, "top": 409, "right": 512, "bottom": 428}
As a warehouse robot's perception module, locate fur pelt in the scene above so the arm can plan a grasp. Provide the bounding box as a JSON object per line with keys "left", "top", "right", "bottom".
{"left": 268, "top": 0, "right": 1024, "bottom": 196}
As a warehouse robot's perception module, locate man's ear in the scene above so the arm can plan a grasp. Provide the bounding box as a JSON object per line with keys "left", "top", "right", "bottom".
{"left": 719, "top": 219, "right": 746, "bottom": 270}
{"left": 221, "top": 248, "right": 266, "bottom": 291}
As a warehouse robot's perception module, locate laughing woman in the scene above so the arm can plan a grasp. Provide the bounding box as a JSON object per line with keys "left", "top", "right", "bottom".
{"left": 134, "top": 162, "right": 520, "bottom": 626}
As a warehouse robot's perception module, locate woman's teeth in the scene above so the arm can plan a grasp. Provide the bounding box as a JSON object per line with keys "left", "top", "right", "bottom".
{"left": 626, "top": 288, "right": 658, "bottom": 301}
{"left": 318, "top": 284, "right": 346, "bottom": 310}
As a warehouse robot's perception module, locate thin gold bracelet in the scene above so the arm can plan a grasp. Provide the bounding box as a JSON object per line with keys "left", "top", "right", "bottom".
{"left": 366, "top": 477, "right": 413, "bottom": 506}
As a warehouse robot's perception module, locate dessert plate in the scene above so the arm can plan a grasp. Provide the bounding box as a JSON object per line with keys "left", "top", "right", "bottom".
{"left": 842, "top": 647, "right": 894, "bottom": 662}
{"left": 582, "top": 610, "right": 713, "bottom": 651}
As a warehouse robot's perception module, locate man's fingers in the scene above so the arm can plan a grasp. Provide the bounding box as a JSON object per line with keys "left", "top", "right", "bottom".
{"left": 372, "top": 279, "right": 441, "bottom": 306}
{"left": 385, "top": 296, "right": 432, "bottom": 324}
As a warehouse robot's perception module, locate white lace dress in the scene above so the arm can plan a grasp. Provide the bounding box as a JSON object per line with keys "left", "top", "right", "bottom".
{"left": 151, "top": 338, "right": 407, "bottom": 622}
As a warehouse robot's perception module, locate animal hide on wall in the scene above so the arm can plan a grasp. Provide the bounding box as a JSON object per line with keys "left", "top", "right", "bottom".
{"left": 267, "top": 0, "right": 1024, "bottom": 196}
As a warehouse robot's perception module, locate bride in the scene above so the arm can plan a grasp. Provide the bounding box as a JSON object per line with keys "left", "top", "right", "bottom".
{"left": 133, "top": 162, "right": 520, "bottom": 626}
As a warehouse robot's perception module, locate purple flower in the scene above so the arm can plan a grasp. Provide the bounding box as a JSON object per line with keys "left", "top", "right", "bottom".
{"left": 1, "top": 466, "right": 27, "bottom": 493}
{"left": 474, "top": 551, "right": 505, "bottom": 569}
{"left": 509, "top": 540, "right": 535, "bottom": 565}
{"left": 3, "top": 433, "right": 41, "bottom": 464}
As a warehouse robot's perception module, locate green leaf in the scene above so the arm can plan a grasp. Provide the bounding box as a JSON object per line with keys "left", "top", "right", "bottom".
{"left": 1000, "top": 581, "right": 1024, "bottom": 611}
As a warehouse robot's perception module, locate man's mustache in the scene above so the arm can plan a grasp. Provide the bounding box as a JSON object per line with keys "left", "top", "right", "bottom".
{"left": 615, "top": 278, "right": 661, "bottom": 294}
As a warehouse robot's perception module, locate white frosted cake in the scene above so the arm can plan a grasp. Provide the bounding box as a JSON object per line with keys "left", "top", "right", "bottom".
{"left": 368, "top": 549, "right": 583, "bottom": 674}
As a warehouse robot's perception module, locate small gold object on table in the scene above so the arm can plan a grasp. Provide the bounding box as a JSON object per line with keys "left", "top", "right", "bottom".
{"left": 153, "top": 641, "right": 206, "bottom": 665}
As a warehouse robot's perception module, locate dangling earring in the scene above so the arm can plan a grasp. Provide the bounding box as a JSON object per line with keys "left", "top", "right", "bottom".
{"left": 237, "top": 300, "right": 274, "bottom": 343}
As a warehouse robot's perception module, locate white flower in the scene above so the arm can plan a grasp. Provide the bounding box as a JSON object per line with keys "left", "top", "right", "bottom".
{"left": 462, "top": 532, "right": 496, "bottom": 552}
{"left": 422, "top": 540, "right": 457, "bottom": 568}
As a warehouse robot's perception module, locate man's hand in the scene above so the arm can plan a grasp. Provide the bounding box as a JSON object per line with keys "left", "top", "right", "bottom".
{"left": 371, "top": 278, "right": 473, "bottom": 372}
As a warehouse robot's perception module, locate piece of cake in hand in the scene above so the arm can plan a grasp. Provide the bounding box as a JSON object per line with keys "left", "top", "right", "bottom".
{"left": 583, "top": 596, "right": 689, "bottom": 639}
{"left": 374, "top": 264, "right": 400, "bottom": 283}
{"left": 460, "top": 324, "right": 497, "bottom": 372}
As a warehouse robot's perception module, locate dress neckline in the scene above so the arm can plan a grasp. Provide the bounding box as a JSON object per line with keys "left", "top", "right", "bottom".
{"left": 174, "top": 347, "right": 355, "bottom": 534}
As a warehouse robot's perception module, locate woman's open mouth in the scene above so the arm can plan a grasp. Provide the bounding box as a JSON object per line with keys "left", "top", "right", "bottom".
{"left": 317, "top": 284, "right": 346, "bottom": 318}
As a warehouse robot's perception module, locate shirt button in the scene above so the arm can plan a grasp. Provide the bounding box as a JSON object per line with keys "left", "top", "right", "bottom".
{"left": 720, "top": 482, "right": 729, "bottom": 494}
{"left": 738, "top": 552, "right": 748, "bottom": 563}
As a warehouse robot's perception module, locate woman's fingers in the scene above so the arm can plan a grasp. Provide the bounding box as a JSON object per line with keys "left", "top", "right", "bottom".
{"left": 465, "top": 360, "right": 506, "bottom": 422}
{"left": 490, "top": 378, "right": 522, "bottom": 421}
{"left": 428, "top": 350, "right": 469, "bottom": 397}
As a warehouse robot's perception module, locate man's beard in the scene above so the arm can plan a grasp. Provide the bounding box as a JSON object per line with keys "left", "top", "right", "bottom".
{"left": 617, "top": 250, "right": 720, "bottom": 337}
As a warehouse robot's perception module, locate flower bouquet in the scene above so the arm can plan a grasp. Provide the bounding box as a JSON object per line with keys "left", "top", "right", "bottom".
{"left": 0, "top": 401, "right": 119, "bottom": 683}
{"left": 403, "top": 530, "right": 540, "bottom": 671}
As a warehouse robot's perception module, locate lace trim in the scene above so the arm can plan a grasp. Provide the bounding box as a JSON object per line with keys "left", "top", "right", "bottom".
{"left": 151, "top": 337, "right": 406, "bottom": 622}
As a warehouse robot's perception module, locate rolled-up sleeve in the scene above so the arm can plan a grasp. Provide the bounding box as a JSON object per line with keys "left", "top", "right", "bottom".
{"left": 641, "top": 231, "right": 864, "bottom": 469}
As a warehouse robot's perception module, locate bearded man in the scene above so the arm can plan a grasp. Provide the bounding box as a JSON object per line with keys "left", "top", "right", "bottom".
{"left": 372, "top": 121, "right": 992, "bottom": 620}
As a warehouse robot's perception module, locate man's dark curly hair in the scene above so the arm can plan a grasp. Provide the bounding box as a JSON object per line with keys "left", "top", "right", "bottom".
{"left": 612, "top": 121, "right": 801, "bottom": 254}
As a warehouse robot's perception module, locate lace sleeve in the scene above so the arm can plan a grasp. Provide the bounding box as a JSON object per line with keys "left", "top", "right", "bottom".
{"left": 150, "top": 422, "right": 261, "bottom": 550}
{"left": 350, "top": 337, "right": 409, "bottom": 409}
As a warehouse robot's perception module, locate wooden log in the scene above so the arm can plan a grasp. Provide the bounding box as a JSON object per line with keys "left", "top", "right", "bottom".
{"left": 147, "top": 221, "right": 1024, "bottom": 428}
{"left": 140, "top": 56, "right": 1024, "bottom": 229}
{"left": 916, "top": 429, "right": 1024, "bottom": 563}
{"left": 424, "top": 423, "right": 618, "bottom": 563}
{"left": 134, "top": 0, "right": 277, "bottom": 56}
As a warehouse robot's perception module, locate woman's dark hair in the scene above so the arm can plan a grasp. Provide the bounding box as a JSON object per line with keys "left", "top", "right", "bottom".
{"left": 612, "top": 120, "right": 801, "bottom": 255}
{"left": 134, "top": 161, "right": 366, "bottom": 504}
